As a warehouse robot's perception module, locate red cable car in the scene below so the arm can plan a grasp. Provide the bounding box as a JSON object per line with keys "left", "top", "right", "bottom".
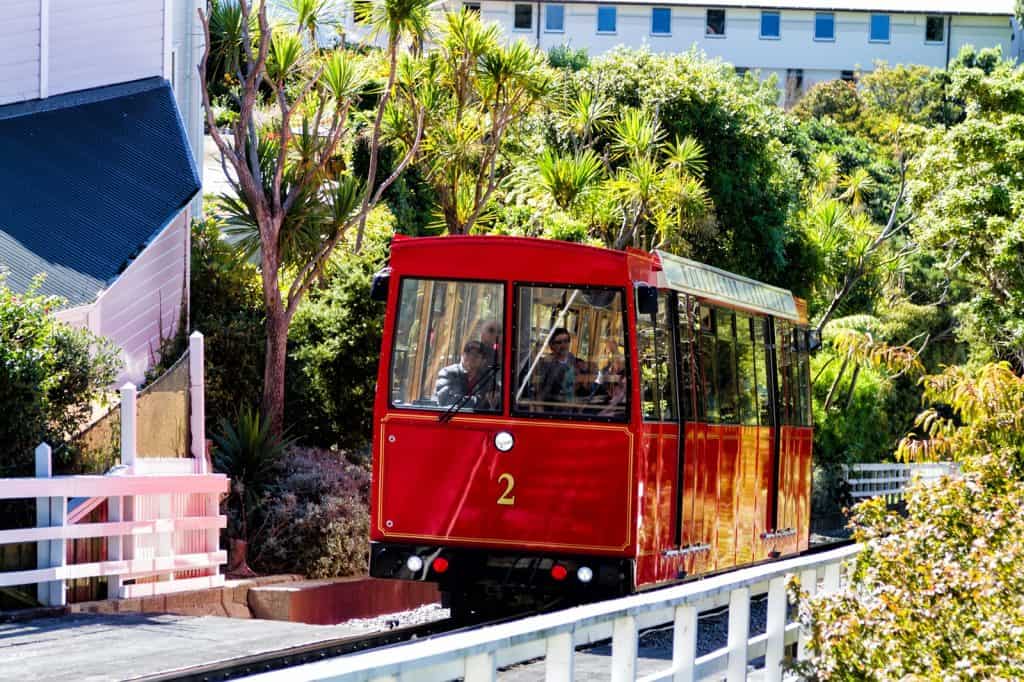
{"left": 368, "top": 236, "right": 813, "bottom": 617}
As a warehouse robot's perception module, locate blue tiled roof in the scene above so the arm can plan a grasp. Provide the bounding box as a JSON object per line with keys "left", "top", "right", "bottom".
{"left": 0, "top": 77, "right": 201, "bottom": 307}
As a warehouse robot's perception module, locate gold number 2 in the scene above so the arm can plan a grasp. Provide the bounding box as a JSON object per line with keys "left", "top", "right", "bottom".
{"left": 497, "top": 473, "right": 516, "bottom": 506}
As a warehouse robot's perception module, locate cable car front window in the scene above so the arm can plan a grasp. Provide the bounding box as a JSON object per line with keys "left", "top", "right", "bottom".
{"left": 513, "top": 285, "right": 628, "bottom": 421}
{"left": 390, "top": 278, "right": 504, "bottom": 414}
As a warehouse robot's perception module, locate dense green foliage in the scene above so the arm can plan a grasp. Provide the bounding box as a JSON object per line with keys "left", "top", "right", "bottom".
{"left": 0, "top": 280, "right": 120, "bottom": 479}
{"left": 795, "top": 364, "right": 1024, "bottom": 679}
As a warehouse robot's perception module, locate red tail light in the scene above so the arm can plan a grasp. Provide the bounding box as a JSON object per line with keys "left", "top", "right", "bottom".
{"left": 432, "top": 557, "right": 449, "bottom": 573}
{"left": 551, "top": 564, "right": 568, "bottom": 581}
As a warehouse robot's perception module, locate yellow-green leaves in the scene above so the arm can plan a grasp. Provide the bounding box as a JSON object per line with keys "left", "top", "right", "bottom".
{"left": 267, "top": 29, "right": 305, "bottom": 84}
{"left": 321, "top": 51, "right": 366, "bottom": 103}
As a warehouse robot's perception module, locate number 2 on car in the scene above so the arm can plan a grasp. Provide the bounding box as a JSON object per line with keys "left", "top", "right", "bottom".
{"left": 497, "top": 473, "right": 515, "bottom": 506}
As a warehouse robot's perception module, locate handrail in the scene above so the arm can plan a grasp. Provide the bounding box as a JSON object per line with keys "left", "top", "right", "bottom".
{"left": 245, "top": 544, "right": 861, "bottom": 682}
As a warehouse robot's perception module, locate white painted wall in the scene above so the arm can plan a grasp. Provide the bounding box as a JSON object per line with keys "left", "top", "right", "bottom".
{"left": 0, "top": 0, "right": 42, "bottom": 105}
{"left": 55, "top": 209, "right": 190, "bottom": 386}
{"left": 171, "top": 0, "right": 206, "bottom": 217}
{"left": 0, "top": 0, "right": 166, "bottom": 104}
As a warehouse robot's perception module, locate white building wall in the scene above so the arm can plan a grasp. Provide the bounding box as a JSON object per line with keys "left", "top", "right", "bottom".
{"left": 171, "top": 0, "right": 206, "bottom": 216}
{"left": 472, "top": 3, "right": 1012, "bottom": 101}
{"left": 0, "top": 0, "right": 42, "bottom": 105}
{"left": 48, "top": 0, "right": 165, "bottom": 96}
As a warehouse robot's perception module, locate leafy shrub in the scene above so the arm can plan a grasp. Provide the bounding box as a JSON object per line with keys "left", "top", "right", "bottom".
{"left": 189, "top": 215, "right": 266, "bottom": 433}
{"left": 794, "top": 364, "right": 1024, "bottom": 678}
{"left": 792, "top": 80, "right": 862, "bottom": 128}
{"left": 252, "top": 447, "right": 371, "bottom": 578}
{"left": 212, "top": 405, "right": 293, "bottom": 540}
{"left": 548, "top": 45, "right": 589, "bottom": 71}
{"left": 0, "top": 278, "right": 121, "bottom": 479}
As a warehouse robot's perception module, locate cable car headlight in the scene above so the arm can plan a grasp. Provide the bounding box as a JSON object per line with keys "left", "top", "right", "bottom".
{"left": 577, "top": 566, "right": 594, "bottom": 583}
{"left": 405, "top": 555, "right": 424, "bottom": 572}
{"left": 494, "top": 431, "right": 515, "bottom": 452}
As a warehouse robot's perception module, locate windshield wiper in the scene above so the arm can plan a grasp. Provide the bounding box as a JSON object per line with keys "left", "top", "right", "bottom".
{"left": 438, "top": 363, "right": 500, "bottom": 423}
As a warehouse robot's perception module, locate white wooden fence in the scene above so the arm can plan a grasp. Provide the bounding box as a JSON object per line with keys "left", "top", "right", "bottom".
{"left": 844, "top": 462, "right": 959, "bottom": 503}
{"left": 247, "top": 543, "right": 861, "bottom": 682}
{"left": 0, "top": 332, "right": 228, "bottom": 607}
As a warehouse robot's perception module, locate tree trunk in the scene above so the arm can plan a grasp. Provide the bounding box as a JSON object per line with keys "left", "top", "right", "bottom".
{"left": 262, "top": 306, "right": 290, "bottom": 437}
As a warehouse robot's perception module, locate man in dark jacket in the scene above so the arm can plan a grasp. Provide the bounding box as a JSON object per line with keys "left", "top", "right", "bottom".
{"left": 435, "top": 340, "right": 498, "bottom": 410}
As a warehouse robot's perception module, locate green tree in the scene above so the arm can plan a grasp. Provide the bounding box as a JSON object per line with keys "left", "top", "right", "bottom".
{"left": 795, "top": 363, "right": 1024, "bottom": 679}
{"left": 0, "top": 279, "right": 121, "bottom": 478}
{"left": 908, "top": 50, "right": 1024, "bottom": 368}
{"left": 200, "top": 0, "right": 428, "bottom": 433}
{"left": 393, "top": 11, "right": 553, "bottom": 234}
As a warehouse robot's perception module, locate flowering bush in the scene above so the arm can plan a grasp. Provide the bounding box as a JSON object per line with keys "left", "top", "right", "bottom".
{"left": 793, "top": 364, "right": 1024, "bottom": 679}
{"left": 251, "top": 447, "right": 371, "bottom": 578}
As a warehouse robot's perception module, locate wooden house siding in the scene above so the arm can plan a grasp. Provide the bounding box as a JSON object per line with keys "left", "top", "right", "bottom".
{"left": 96, "top": 208, "right": 190, "bottom": 385}
{"left": 0, "top": 0, "right": 41, "bottom": 105}
{"left": 53, "top": 209, "right": 190, "bottom": 386}
{"left": 48, "top": 0, "right": 165, "bottom": 97}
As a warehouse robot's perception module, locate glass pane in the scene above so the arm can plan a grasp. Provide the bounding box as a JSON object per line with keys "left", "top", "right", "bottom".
{"left": 598, "top": 6, "right": 616, "bottom": 32}
{"left": 870, "top": 14, "right": 889, "bottom": 41}
{"left": 514, "top": 3, "right": 532, "bottom": 29}
{"left": 715, "top": 309, "right": 738, "bottom": 424}
{"left": 760, "top": 11, "right": 780, "bottom": 37}
{"left": 546, "top": 4, "right": 564, "bottom": 31}
{"left": 652, "top": 8, "right": 671, "bottom": 34}
{"left": 706, "top": 9, "right": 725, "bottom": 35}
{"left": 776, "top": 321, "right": 795, "bottom": 425}
{"left": 390, "top": 279, "right": 504, "bottom": 413}
{"left": 698, "top": 304, "right": 718, "bottom": 423}
{"left": 638, "top": 291, "right": 677, "bottom": 422}
{"left": 754, "top": 319, "right": 770, "bottom": 426}
{"left": 815, "top": 13, "right": 834, "bottom": 39}
{"left": 736, "top": 314, "right": 758, "bottom": 426}
{"left": 678, "top": 296, "right": 700, "bottom": 421}
{"left": 926, "top": 16, "right": 944, "bottom": 42}
{"left": 513, "top": 285, "right": 628, "bottom": 421}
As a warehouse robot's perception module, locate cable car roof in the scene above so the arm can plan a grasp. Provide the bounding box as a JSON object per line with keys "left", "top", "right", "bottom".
{"left": 654, "top": 250, "right": 801, "bottom": 322}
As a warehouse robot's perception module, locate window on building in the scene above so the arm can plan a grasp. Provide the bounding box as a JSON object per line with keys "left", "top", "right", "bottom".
{"left": 926, "top": 15, "right": 945, "bottom": 43}
{"left": 760, "top": 11, "right": 780, "bottom": 38}
{"left": 869, "top": 14, "right": 890, "bottom": 42}
{"left": 814, "top": 12, "right": 835, "bottom": 40}
{"left": 706, "top": 8, "right": 726, "bottom": 36}
{"left": 597, "top": 5, "right": 617, "bottom": 33}
{"left": 735, "top": 66, "right": 749, "bottom": 76}
{"left": 841, "top": 70, "right": 856, "bottom": 82}
{"left": 353, "top": 0, "right": 372, "bottom": 24}
{"left": 651, "top": 7, "right": 671, "bottom": 35}
{"left": 463, "top": 1, "right": 481, "bottom": 13}
{"left": 514, "top": 3, "right": 532, "bottom": 30}
{"left": 545, "top": 4, "right": 565, "bottom": 31}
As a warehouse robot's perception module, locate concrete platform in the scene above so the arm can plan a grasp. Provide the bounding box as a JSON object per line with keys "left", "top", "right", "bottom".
{"left": 0, "top": 612, "right": 364, "bottom": 681}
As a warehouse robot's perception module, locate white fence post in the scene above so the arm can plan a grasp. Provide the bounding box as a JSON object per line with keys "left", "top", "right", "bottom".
{"left": 726, "top": 587, "right": 751, "bottom": 682}
{"left": 34, "top": 443, "right": 66, "bottom": 607}
{"left": 764, "top": 575, "right": 788, "bottom": 682}
{"left": 464, "top": 651, "right": 496, "bottom": 682}
{"left": 189, "top": 331, "right": 207, "bottom": 473}
{"left": 798, "top": 568, "right": 818, "bottom": 659}
{"left": 545, "top": 631, "right": 574, "bottom": 682}
{"left": 120, "top": 383, "right": 137, "bottom": 468}
{"left": 107, "top": 494, "right": 124, "bottom": 599}
{"left": 672, "top": 603, "right": 698, "bottom": 681}
{"left": 611, "top": 614, "right": 638, "bottom": 682}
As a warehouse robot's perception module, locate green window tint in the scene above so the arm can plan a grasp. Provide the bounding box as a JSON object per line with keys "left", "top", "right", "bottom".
{"left": 735, "top": 313, "right": 758, "bottom": 426}
{"left": 715, "top": 308, "right": 738, "bottom": 424}
{"left": 697, "top": 304, "right": 718, "bottom": 423}
{"left": 754, "top": 318, "right": 771, "bottom": 426}
{"left": 637, "top": 290, "right": 677, "bottom": 422}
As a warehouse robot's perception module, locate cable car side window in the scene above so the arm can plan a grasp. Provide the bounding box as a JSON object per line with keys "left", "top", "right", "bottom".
{"left": 637, "top": 289, "right": 677, "bottom": 422}
{"left": 390, "top": 278, "right": 504, "bottom": 413}
{"left": 715, "top": 308, "right": 739, "bottom": 424}
{"left": 513, "top": 284, "right": 628, "bottom": 421}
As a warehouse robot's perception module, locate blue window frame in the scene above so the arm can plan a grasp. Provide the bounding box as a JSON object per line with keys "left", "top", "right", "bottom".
{"left": 814, "top": 12, "right": 835, "bottom": 40}
{"left": 545, "top": 4, "right": 565, "bottom": 31}
{"left": 869, "top": 14, "right": 889, "bottom": 42}
{"left": 651, "top": 7, "right": 671, "bottom": 35}
{"left": 760, "top": 10, "right": 780, "bottom": 38}
{"left": 597, "top": 6, "right": 617, "bottom": 33}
